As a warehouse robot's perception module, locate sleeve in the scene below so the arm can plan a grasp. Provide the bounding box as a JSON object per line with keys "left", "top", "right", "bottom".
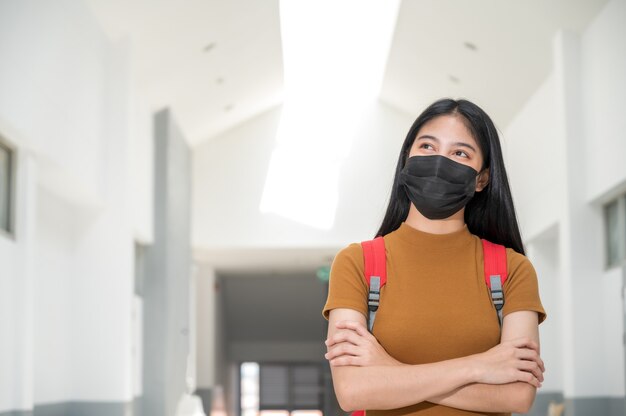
{"left": 502, "top": 248, "right": 547, "bottom": 325}
{"left": 321, "top": 242, "right": 369, "bottom": 321}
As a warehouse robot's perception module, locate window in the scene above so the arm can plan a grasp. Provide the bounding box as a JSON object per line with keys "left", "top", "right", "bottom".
{"left": 240, "top": 362, "right": 323, "bottom": 416}
{"left": 0, "top": 138, "right": 14, "bottom": 237}
{"left": 604, "top": 194, "right": 626, "bottom": 269}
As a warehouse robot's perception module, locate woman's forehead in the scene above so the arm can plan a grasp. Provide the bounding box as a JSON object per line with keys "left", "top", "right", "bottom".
{"left": 415, "top": 115, "right": 478, "bottom": 146}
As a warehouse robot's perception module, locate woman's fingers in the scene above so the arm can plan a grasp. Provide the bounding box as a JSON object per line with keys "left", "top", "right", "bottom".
{"left": 335, "top": 320, "right": 371, "bottom": 338}
{"left": 475, "top": 338, "right": 546, "bottom": 386}
{"left": 324, "top": 342, "right": 360, "bottom": 361}
{"left": 325, "top": 320, "right": 372, "bottom": 348}
{"left": 517, "top": 370, "right": 542, "bottom": 388}
{"left": 324, "top": 321, "right": 376, "bottom": 367}
{"left": 509, "top": 337, "right": 539, "bottom": 352}
{"left": 516, "top": 347, "right": 545, "bottom": 372}
{"left": 329, "top": 354, "right": 360, "bottom": 367}
{"left": 517, "top": 358, "right": 544, "bottom": 382}
{"left": 325, "top": 328, "right": 363, "bottom": 348}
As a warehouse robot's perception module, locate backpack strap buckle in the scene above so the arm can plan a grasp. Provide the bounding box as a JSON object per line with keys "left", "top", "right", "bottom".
{"left": 482, "top": 239, "right": 508, "bottom": 330}
{"left": 367, "top": 276, "right": 381, "bottom": 332}
{"left": 361, "top": 237, "right": 386, "bottom": 333}
{"left": 489, "top": 274, "right": 504, "bottom": 327}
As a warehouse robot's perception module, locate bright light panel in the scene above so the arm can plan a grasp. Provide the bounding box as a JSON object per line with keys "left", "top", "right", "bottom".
{"left": 260, "top": 0, "right": 400, "bottom": 229}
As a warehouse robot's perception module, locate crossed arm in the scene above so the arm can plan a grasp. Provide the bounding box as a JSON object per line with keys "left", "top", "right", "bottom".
{"left": 325, "top": 308, "right": 543, "bottom": 413}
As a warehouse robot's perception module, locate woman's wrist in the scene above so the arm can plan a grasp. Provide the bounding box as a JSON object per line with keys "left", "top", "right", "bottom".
{"left": 408, "top": 355, "right": 480, "bottom": 388}
{"left": 460, "top": 354, "right": 482, "bottom": 384}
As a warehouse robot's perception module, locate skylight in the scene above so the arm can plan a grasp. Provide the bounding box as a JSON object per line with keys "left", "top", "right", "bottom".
{"left": 260, "top": 0, "right": 400, "bottom": 230}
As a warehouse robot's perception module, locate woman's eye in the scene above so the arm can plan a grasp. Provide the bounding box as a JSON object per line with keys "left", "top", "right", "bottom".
{"left": 420, "top": 143, "right": 434, "bottom": 150}
{"left": 454, "top": 150, "right": 469, "bottom": 158}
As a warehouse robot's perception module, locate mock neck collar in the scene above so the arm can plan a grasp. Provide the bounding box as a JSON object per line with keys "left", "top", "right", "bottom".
{"left": 393, "top": 221, "right": 474, "bottom": 251}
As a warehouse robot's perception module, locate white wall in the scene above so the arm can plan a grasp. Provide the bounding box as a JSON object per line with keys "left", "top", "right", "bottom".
{"left": 130, "top": 93, "right": 155, "bottom": 244}
{"left": 581, "top": 0, "right": 626, "bottom": 202}
{"left": 526, "top": 227, "right": 563, "bottom": 394}
{"left": 0, "top": 0, "right": 153, "bottom": 411}
{"left": 580, "top": 0, "right": 626, "bottom": 398}
{"left": 0, "top": 2, "right": 105, "bottom": 206}
{"left": 503, "top": 73, "right": 563, "bottom": 242}
{"left": 503, "top": 52, "right": 567, "bottom": 400}
{"left": 502, "top": 0, "right": 626, "bottom": 400}
{"left": 192, "top": 100, "right": 414, "bottom": 250}
{"left": 69, "top": 35, "right": 135, "bottom": 401}
{"left": 0, "top": 150, "right": 37, "bottom": 412}
{"left": 33, "top": 187, "right": 75, "bottom": 404}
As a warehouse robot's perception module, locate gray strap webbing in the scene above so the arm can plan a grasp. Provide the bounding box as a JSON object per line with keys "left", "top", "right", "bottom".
{"left": 489, "top": 274, "right": 504, "bottom": 328}
{"left": 367, "top": 276, "right": 381, "bottom": 332}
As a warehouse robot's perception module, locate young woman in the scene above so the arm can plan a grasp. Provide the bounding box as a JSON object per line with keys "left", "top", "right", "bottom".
{"left": 322, "top": 98, "right": 547, "bottom": 415}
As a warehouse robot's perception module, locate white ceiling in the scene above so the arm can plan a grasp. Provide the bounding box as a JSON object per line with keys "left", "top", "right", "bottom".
{"left": 86, "top": 0, "right": 285, "bottom": 146}
{"left": 86, "top": 0, "right": 609, "bottom": 273}
{"left": 379, "top": 0, "right": 609, "bottom": 130}
{"left": 87, "top": 0, "right": 608, "bottom": 146}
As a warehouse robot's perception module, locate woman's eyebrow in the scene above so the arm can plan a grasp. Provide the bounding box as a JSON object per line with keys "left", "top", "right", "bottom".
{"left": 455, "top": 142, "right": 477, "bottom": 152}
{"left": 417, "top": 135, "right": 477, "bottom": 152}
{"left": 417, "top": 134, "right": 439, "bottom": 142}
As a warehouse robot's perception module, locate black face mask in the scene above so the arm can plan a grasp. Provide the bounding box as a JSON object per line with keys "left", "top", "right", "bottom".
{"left": 398, "top": 154, "right": 480, "bottom": 220}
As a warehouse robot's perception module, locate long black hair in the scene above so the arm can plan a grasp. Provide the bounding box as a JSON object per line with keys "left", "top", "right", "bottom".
{"left": 375, "top": 98, "right": 526, "bottom": 255}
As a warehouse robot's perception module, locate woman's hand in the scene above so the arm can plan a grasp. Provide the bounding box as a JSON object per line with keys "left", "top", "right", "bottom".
{"left": 471, "top": 337, "right": 545, "bottom": 388}
{"left": 324, "top": 320, "right": 403, "bottom": 367}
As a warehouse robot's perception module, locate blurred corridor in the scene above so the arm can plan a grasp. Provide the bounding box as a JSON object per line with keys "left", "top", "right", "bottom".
{"left": 0, "top": 0, "right": 625, "bottom": 415}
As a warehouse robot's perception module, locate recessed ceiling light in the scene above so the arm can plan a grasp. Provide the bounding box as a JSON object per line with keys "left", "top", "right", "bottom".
{"left": 449, "top": 75, "right": 460, "bottom": 84}
{"left": 224, "top": 104, "right": 234, "bottom": 112}
{"left": 203, "top": 42, "right": 216, "bottom": 53}
{"left": 463, "top": 41, "right": 477, "bottom": 51}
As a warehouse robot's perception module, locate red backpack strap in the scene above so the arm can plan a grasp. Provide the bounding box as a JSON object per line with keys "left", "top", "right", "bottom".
{"left": 481, "top": 239, "right": 508, "bottom": 328}
{"left": 360, "top": 236, "right": 386, "bottom": 332}
{"left": 362, "top": 236, "right": 387, "bottom": 287}
{"left": 352, "top": 238, "right": 385, "bottom": 416}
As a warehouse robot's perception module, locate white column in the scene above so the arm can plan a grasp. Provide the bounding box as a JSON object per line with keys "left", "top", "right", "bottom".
{"left": 14, "top": 152, "right": 37, "bottom": 411}
{"left": 197, "top": 265, "right": 218, "bottom": 389}
{"left": 554, "top": 29, "right": 607, "bottom": 397}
